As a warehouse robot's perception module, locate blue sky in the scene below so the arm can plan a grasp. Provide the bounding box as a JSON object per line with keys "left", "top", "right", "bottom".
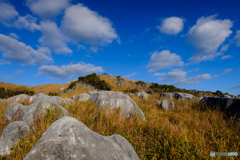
{"left": 0, "top": 0, "right": 240, "bottom": 95}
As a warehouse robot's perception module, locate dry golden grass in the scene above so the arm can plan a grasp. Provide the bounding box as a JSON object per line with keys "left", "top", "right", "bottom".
{"left": 0, "top": 93, "right": 239, "bottom": 159}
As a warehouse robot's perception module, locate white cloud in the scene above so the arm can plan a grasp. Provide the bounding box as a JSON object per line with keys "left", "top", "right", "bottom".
{"left": 172, "top": 74, "right": 211, "bottom": 86}
{"left": 14, "top": 14, "right": 41, "bottom": 31}
{"left": 214, "top": 74, "right": 219, "bottom": 77}
{"left": 9, "top": 33, "right": 19, "bottom": 39}
{"left": 223, "top": 68, "right": 232, "bottom": 74}
{"left": 36, "top": 62, "right": 104, "bottom": 79}
{"left": 38, "top": 21, "right": 72, "bottom": 54}
{"left": 146, "top": 50, "right": 184, "bottom": 72}
{"left": 0, "top": 2, "right": 19, "bottom": 26}
{"left": 188, "top": 15, "right": 233, "bottom": 63}
{"left": 0, "top": 59, "right": 10, "bottom": 65}
{"left": 153, "top": 72, "right": 165, "bottom": 76}
{"left": 188, "top": 68, "right": 199, "bottom": 72}
{"left": 61, "top": 4, "right": 119, "bottom": 46}
{"left": 123, "top": 72, "right": 137, "bottom": 78}
{"left": 158, "top": 69, "right": 186, "bottom": 82}
{"left": 221, "top": 55, "right": 233, "bottom": 60}
{"left": 220, "top": 44, "right": 229, "bottom": 52}
{"left": 15, "top": 69, "right": 25, "bottom": 75}
{"left": 89, "top": 47, "right": 98, "bottom": 53}
{"left": 26, "top": 0, "right": 70, "bottom": 18}
{"left": 77, "top": 45, "right": 86, "bottom": 50}
{"left": 157, "top": 17, "right": 184, "bottom": 35}
{"left": 233, "top": 30, "right": 240, "bottom": 46}
{"left": 0, "top": 34, "right": 53, "bottom": 65}
{"left": 230, "top": 84, "right": 240, "bottom": 89}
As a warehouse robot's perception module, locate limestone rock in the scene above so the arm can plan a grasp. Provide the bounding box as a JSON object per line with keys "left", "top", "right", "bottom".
{"left": 135, "top": 91, "right": 148, "bottom": 99}
{"left": 23, "top": 116, "right": 140, "bottom": 160}
{"left": 160, "top": 92, "right": 196, "bottom": 101}
{"left": 160, "top": 99, "right": 175, "bottom": 110}
{"left": 89, "top": 92, "right": 110, "bottom": 103}
{"left": 199, "top": 96, "right": 240, "bottom": 117}
{"left": 0, "top": 121, "right": 31, "bottom": 156}
{"left": 73, "top": 93, "right": 91, "bottom": 101}
{"left": 97, "top": 94, "right": 146, "bottom": 120}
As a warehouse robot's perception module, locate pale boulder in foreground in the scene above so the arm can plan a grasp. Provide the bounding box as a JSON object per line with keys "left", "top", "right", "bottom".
{"left": 24, "top": 116, "right": 140, "bottom": 160}
{"left": 72, "top": 93, "right": 91, "bottom": 101}
{"left": 0, "top": 121, "right": 31, "bottom": 157}
{"left": 97, "top": 94, "right": 146, "bottom": 120}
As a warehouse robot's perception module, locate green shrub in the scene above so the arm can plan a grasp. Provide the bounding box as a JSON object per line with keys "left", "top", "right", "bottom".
{"left": 48, "top": 92, "right": 59, "bottom": 96}
{"left": 78, "top": 73, "right": 111, "bottom": 91}
{"left": 0, "top": 87, "right": 5, "bottom": 92}
{"left": 0, "top": 88, "right": 35, "bottom": 99}
{"left": 68, "top": 81, "right": 77, "bottom": 89}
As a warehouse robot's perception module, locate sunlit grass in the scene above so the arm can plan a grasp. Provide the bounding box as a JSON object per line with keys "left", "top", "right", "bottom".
{"left": 0, "top": 93, "right": 239, "bottom": 159}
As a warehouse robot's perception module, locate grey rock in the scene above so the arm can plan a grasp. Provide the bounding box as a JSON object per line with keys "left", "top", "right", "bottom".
{"left": 73, "top": 93, "right": 91, "bottom": 101}
{"left": 0, "top": 121, "right": 31, "bottom": 156}
{"left": 87, "top": 90, "right": 98, "bottom": 95}
{"left": 97, "top": 94, "right": 146, "bottom": 120}
{"left": 89, "top": 92, "right": 110, "bottom": 103}
{"left": 199, "top": 96, "right": 240, "bottom": 117}
{"left": 78, "top": 81, "right": 94, "bottom": 90}
{"left": 114, "top": 81, "right": 124, "bottom": 87}
{"left": 218, "top": 95, "right": 232, "bottom": 98}
{"left": 135, "top": 91, "right": 149, "bottom": 99}
{"left": 24, "top": 116, "right": 140, "bottom": 160}
{"left": 4, "top": 102, "right": 38, "bottom": 126}
{"left": 160, "top": 92, "right": 196, "bottom": 101}
{"left": 160, "top": 99, "right": 175, "bottom": 110}
{"left": 7, "top": 94, "right": 30, "bottom": 103}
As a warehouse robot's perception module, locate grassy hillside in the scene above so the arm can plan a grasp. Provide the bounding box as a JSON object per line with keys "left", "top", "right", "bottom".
{"left": 0, "top": 73, "right": 239, "bottom": 159}
{"left": 0, "top": 94, "right": 239, "bottom": 159}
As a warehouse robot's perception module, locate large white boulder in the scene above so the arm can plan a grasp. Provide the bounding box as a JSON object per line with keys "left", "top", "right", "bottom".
{"left": 23, "top": 116, "right": 140, "bottom": 160}
{"left": 89, "top": 92, "right": 110, "bottom": 103}
{"left": 72, "top": 93, "right": 91, "bottom": 101}
{"left": 97, "top": 94, "right": 146, "bottom": 120}
{"left": 135, "top": 91, "right": 149, "bottom": 99}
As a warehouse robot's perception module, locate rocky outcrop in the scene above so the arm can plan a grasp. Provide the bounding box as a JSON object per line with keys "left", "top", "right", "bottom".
{"left": 0, "top": 121, "right": 31, "bottom": 157}
{"left": 160, "top": 99, "right": 175, "bottom": 110}
{"left": 160, "top": 92, "right": 197, "bottom": 101}
{"left": 97, "top": 94, "right": 146, "bottom": 120}
{"left": 114, "top": 81, "right": 124, "bottom": 87}
{"left": 199, "top": 96, "right": 240, "bottom": 117}
{"left": 89, "top": 92, "right": 110, "bottom": 103}
{"left": 72, "top": 93, "right": 91, "bottom": 101}
{"left": 23, "top": 116, "right": 140, "bottom": 160}
{"left": 135, "top": 91, "right": 148, "bottom": 99}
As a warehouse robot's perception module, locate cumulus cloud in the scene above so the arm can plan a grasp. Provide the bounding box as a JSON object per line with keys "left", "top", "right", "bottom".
{"left": 221, "top": 55, "right": 233, "bottom": 60}
{"left": 26, "top": 0, "right": 70, "bottom": 18}
{"left": 14, "top": 14, "right": 41, "bottom": 31}
{"left": 9, "top": 33, "right": 19, "bottom": 39}
{"left": 153, "top": 72, "right": 165, "bottom": 76}
{"left": 0, "top": 59, "right": 10, "bottom": 65}
{"left": 146, "top": 50, "right": 184, "bottom": 72}
{"left": 188, "top": 15, "right": 233, "bottom": 63}
{"left": 172, "top": 74, "right": 211, "bottom": 86}
{"left": 36, "top": 62, "right": 104, "bottom": 79}
{"left": 158, "top": 69, "right": 186, "bottom": 82}
{"left": 61, "top": 4, "right": 119, "bottom": 46}
{"left": 0, "top": 2, "right": 19, "bottom": 26}
{"left": 15, "top": 69, "right": 25, "bottom": 75}
{"left": 230, "top": 84, "right": 240, "bottom": 89}
{"left": 38, "top": 21, "right": 72, "bottom": 54}
{"left": 0, "top": 34, "right": 53, "bottom": 65}
{"left": 123, "top": 72, "right": 137, "bottom": 78}
{"left": 77, "top": 45, "right": 86, "bottom": 50}
{"left": 233, "top": 30, "right": 240, "bottom": 46}
{"left": 157, "top": 17, "right": 184, "bottom": 35}
{"left": 188, "top": 68, "right": 199, "bottom": 72}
